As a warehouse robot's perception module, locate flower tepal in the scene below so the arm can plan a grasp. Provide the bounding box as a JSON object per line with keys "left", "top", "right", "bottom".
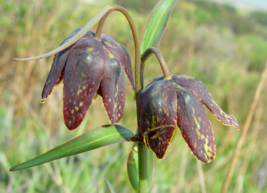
{"left": 42, "top": 28, "right": 135, "bottom": 130}
{"left": 138, "top": 75, "right": 239, "bottom": 162}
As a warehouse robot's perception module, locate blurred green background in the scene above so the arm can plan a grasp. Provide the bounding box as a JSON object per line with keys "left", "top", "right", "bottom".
{"left": 1, "top": 0, "right": 267, "bottom": 192}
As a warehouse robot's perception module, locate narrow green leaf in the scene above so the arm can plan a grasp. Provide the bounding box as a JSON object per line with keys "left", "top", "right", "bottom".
{"left": 10, "top": 124, "right": 134, "bottom": 171}
{"left": 140, "top": 0, "right": 177, "bottom": 56}
{"left": 12, "top": 5, "right": 112, "bottom": 61}
{"left": 127, "top": 143, "right": 154, "bottom": 191}
{"left": 104, "top": 177, "right": 117, "bottom": 193}
{"left": 127, "top": 143, "right": 139, "bottom": 191}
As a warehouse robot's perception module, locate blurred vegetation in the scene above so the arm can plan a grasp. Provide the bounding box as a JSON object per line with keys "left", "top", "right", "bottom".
{"left": 1, "top": 0, "right": 267, "bottom": 192}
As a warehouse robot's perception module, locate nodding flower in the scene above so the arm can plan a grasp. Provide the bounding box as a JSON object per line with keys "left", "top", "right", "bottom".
{"left": 138, "top": 74, "right": 239, "bottom": 162}
{"left": 42, "top": 28, "right": 135, "bottom": 130}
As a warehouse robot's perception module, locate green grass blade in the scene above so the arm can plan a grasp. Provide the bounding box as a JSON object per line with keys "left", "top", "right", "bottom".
{"left": 104, "top": 177, "right": 117, "bottom": 193}
{"left": 140, "top": 0, "right": 177, "bottom": 56}
{"left": 10, "top": 124, "right": 134, "bottom": 171}
{"left": 12, "top": 5, "right": 111, "bottom": 61}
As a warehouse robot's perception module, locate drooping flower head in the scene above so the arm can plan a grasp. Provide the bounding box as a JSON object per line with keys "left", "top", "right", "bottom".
{"left": 138, "top": 74, "right": 239, "bottom": 162}
{"left": 42, "top": 28, "right": 135, "bottom": 130}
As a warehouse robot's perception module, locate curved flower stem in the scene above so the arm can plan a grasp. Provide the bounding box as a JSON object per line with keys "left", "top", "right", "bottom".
{"left": 93, "top": 6, "right": 147, "bottom": 193}
{"left": 94, "top": 10, "right": 111, "bottom": 40}
{"left": 141, "top": 46, "right": 171, "bottom": 88}
{"left": 93, "top": 5, "right": 142, "bottom": 93}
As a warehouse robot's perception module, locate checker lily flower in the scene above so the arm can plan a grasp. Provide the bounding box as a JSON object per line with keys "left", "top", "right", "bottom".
{"left": 42, "top": 28, "right": 135, "bottom": 130}
{"left": 138, "top": 74, "right": 240, "bottom": 163}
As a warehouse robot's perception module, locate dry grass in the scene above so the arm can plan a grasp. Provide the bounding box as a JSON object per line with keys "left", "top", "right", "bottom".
{"left": 1, "top": 0, "right": 267, "bottom": 192}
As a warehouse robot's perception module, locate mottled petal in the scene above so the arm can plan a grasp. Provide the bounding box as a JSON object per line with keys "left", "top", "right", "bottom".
{"left": 172, "top": 75, "right": 240, "bottom": 130}
{"left": 100, "top": 50, "right": 125, "bottom": 124}
{"left": 63, "top": 38, "right": 105, "bottom": 130}
{"left": 42, "top": 28, "right": 80, "bottom": 99}
{"left": 173, "top": 83, "right": 216, "bottom": 163}
{"left": 101, "top": 34, "right": 135, "bottom": 91}
{"left": 41, "top": 28, "right": 96, "bottom": 99}
{"left": 138, "top": 80, "right": 177, "bottom": 158}
{"left": 42, "top": 49, "right": 69, "bottom": 99}
{"left": 148, "top": 75, "right": 164, "bottom": 86}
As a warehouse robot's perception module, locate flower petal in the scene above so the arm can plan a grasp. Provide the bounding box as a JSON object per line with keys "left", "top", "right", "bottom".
{"left": 42, "top": 28, "right": 95, "bottom": 99}
{"left": 172, "top": 75, "right": 240, "bottom": 130}
{"left": 173, "top": 83, "right": 216, "bottom": 163}
{"left": 63, "top": 38, "right": 105, "bottom": 130}
{"left": 101, "top": 34, "right": 135, "bottom": 91}
{"left": 138, "top": 80, "right": 177, "bottom": 158}
{"left": 99, "top": 51, "right": 125, "bottom": 124}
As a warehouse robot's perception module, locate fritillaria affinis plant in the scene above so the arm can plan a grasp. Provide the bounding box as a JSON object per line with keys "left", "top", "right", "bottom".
{"left": 10, "top": 2, "right": 240, "bottom": 192}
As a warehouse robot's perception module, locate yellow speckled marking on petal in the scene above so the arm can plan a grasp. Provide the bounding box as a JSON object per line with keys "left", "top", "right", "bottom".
{"left": 103, "top": 46, "right": 115, "bottom": 59}
{"left": 87, "top": 47, "right": 94, "bottom": 52}
{"left": 144, "top": 135, "right": 150, "bottom": 149}
{"left": 191, "top": 106, "right": 201, "bottom": 130}
{"left": 203, "top": 138, "right": 215, "bottom": 162}
{"left": 76, "top": 85, "right": 82, "bottom": 95}
{"left": 150, "top": 131, "right": 159, "bottom": 139}
{"left": 144, "top": 125, "right": 175, "bottom": 134}
{"left": 196, "top": 129, "right": 201, "bottom": 139}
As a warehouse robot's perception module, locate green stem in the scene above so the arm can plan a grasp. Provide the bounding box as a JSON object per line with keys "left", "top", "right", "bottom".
{"left": 141, "top": 47, "right": 171, "bottom": 88}
{"left": 93, "top": 6, "right": 147, "bottom": 193}
{"left": 93, "top": 5, "right": 142, "bottom": 93}
{"left": 138, "top": 143, "right": 148, "bottom": 192}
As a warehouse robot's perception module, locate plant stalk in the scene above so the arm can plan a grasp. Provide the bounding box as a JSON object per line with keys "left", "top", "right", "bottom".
{"left": 93, "top": 5, "right": 148, "bottom": 193}
{"left": 138, "top": 143, "right": 148, "bottom": 192}
{"left": 93, "top": 5, "right": 142, "bottom": 93}
{"left": 141, "top": 46, "right": 171, "bottom": 88}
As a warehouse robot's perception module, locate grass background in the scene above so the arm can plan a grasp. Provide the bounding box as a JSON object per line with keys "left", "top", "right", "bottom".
{"left": 1, "top": 0, "right": 267, "bottom": 192}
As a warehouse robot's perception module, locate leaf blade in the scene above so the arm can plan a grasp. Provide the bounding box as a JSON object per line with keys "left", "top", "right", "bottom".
{"left": 140, "top": 0, "right": 177, "bottom": 55}
{"left": 10, "top": 124, "right": 134, "bottom": 171}
{"left": 12, "top": 5, "right": 112, "bottom": 61}
{"left": 104, "top": 177, "right": 117, "bottom": 193}
{"left": 127, "top": 143, "right": 154, "bottom": 191}
{"left": 127, "top": 144, "right": 139, "bottom": 191}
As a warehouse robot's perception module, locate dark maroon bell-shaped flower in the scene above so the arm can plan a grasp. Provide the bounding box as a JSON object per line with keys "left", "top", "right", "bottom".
{"left": 42, "top": 28, "right": 135, "bottom": 130}
{"left": 138, "top": 74, "right": 239, "bottom": 163}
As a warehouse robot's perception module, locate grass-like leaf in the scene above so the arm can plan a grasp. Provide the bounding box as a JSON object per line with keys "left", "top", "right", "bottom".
{"left": 10, "top": 124, "right": 134, "bottom": 171}
{"left": 127, "top": 143, "right": 154, "bottom": 191}
{"left": 140, "top": 0, "right": 177, "bottom": 56}
{"left": 104, "top": 177, "right": 117, "bottom": 193}
{"left": 127, "top": 144, "right": 139, "bottom": 191}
